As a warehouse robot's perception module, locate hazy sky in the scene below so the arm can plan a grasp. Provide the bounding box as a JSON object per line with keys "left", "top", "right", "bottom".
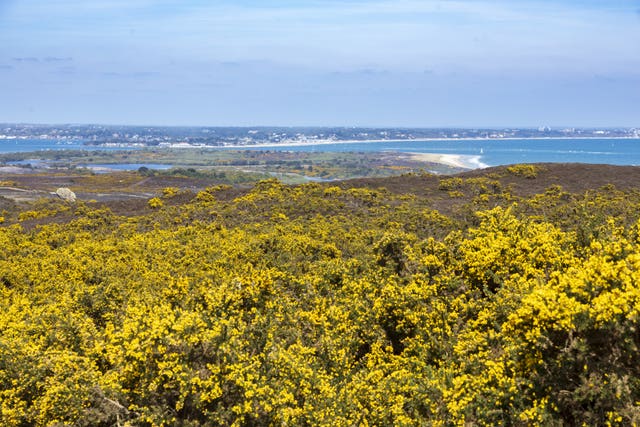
{"left": 1, "top": 0, "right": 639, "bottom": 127}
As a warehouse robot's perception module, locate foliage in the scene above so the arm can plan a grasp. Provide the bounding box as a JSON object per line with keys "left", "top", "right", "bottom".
{"left": 148, "top": 197, "right": 164, "bottom": 209}
{"left": 507, "top": 164, "right": 542, "bottom": 178}
{"left": 2, "top": 175, "right": 640, "bottom": 425}
{"left": 161, "top": 187, "right": 180, "bottom": 198}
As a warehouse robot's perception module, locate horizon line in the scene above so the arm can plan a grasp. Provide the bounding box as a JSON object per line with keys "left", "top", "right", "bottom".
{"left": 2, "top": 122, "right": 638, "bottom": 130}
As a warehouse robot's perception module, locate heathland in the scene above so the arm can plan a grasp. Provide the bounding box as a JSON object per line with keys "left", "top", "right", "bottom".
{"left": 2, "top": 163, "right": 640, "bottom": 425}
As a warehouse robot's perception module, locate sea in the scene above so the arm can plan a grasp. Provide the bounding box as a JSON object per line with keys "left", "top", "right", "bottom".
{"left": 234, "top": 138, "right": 640, "bottom": 169}
{"left": 1, "top": 138, "right": 640, "bottom": 169}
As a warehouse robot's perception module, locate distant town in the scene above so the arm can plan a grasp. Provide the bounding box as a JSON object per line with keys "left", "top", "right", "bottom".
{"left": 1, "top": 124, "right": 638, "bottom": 148}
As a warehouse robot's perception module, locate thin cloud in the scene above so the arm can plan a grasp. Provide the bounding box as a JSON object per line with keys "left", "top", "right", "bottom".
{"left": 44, "top": 57, "right": 73, "bottom": 62}
{"left": 11, "top": 56, "right": 73, "bottom": 63}
{"left": 52, "top": 65, "right": 76, "bottom": 75}
{"left": 100, "top": 70, "right": 160, "bottom": 79}
{"left": 2, "top": 0, "right": 638, "bottom": 126}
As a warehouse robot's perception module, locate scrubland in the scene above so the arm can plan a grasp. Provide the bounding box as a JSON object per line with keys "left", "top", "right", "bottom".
{"left": 2, "top": 163, "right": 640, "bottom": 425}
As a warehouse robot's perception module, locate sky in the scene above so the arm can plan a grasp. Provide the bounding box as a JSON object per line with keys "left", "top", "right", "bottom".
{"left": 1, "top": 0, "right": 639, "bottom": 127}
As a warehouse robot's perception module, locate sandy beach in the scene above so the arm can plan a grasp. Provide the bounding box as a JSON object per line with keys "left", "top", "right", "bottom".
{"left": 409, "top": 153, "right": 468, "bottom": 168}
{"left": 197, "top": 136, "right": 640, "bottom": 150}
{"left": 408, "top": 152, "right": 489, "bottom": 169}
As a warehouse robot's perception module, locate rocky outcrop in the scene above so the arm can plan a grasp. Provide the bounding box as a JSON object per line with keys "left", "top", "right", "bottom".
{"left": 55, "top": 187, "right": 76, "bottom": 202}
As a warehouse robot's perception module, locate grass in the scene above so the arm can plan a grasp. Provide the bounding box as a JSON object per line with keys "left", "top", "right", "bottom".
{"left": 0, "top": 148, "right": 466, "bottom": 182}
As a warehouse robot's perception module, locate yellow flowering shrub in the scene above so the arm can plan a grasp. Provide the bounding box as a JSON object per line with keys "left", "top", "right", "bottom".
{"left": 507, "top": 164, "right": 542, "bottom": 178}
{"left": 1, "top": 176, "right": 640, "bottom": 425}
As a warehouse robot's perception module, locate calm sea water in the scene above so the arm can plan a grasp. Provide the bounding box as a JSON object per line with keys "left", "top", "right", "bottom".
{"left": 0, "top": 139, "right": 137, "bottom": 153}
{"left": 2, "top": 138, "right": 640, "bottom": 168}
{"left": 80, "top": 163, "right": 173, "bottom": 171}
{"left": 234, "top": 138, "right": 640, "bottom": 168}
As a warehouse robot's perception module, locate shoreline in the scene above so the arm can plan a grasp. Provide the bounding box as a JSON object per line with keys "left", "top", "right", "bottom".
{"left": 166, "top": 136, "right": 640, "bottom": 150}
{"left": 408, "top": 152, "right": 489, "bottom": 169}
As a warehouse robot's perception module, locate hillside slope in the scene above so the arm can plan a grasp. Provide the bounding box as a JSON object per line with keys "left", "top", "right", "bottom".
{"left": 2, "top": 164, "right": 640, "bottom": 425}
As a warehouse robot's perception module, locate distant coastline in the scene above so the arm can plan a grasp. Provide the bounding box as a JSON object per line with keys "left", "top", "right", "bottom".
{"left": 2, "top": 124, "right": 638, "bottom": 149}
{"left": 160, "top": 135, "right": 640, "bottom": 150}
{"left": 3, "top": 134, "right": 640, "bottom": 170}
{"left": 138, "top": 137, "right": 640, "bottom": 170}
{"left": 1, "top": 135, "right": 638, "bottom": 151}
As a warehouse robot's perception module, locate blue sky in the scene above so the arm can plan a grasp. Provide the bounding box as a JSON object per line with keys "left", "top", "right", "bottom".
{"left": 1, "top": 0, "right": 639, "bottom": 127}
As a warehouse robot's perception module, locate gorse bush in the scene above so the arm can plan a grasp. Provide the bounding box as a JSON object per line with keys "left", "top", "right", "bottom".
{"left": 2, "top": 177, "right": 640, "bottom": 425}
{"left": 507, "top": 164, "right": 542, "bottom": 178}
